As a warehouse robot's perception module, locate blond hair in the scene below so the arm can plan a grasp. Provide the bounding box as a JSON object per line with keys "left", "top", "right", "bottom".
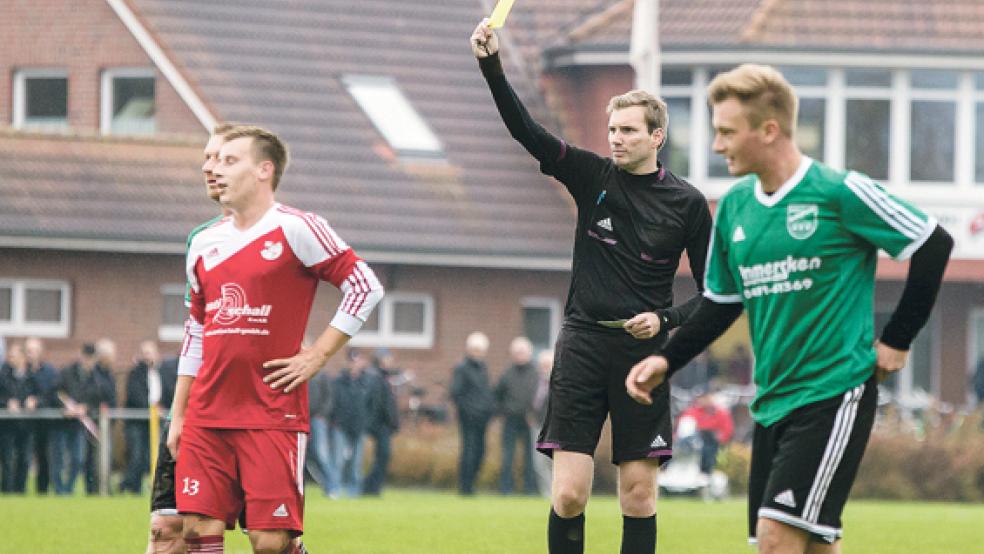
{"left": 222, "top": 125, "right": 290, "bottom": 190}
{"left": 606, "top": 89, "right": 668, "bottom": 139}
{"left": 707, "top": 64, "right": 798, "bottom": 137}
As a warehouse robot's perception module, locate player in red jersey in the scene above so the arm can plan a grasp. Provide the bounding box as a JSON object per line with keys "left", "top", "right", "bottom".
{"left": 171, "top": 125, "right": 384, "bottom": 553}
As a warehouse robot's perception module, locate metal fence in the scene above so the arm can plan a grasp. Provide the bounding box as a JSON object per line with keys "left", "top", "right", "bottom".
{"left": 0, "top": 408, "right": 157, "bottom": 496}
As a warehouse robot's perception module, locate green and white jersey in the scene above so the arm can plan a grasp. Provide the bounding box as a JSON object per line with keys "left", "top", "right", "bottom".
{"left": 184, "top": 215, "right": 224, "bottom": 306}
{"left": 705, "top": 157, "right": 935, "bottom": 426}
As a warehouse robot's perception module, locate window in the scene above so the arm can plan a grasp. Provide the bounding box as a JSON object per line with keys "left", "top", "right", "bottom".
{"left": 13, "top": 69, "right": 68, "bottom": 130}
{"left": 521, "top": 297, "right": 561, "bottom": 354}
{"left": 845, "top": 99, "right": 891, "bottom": 181}
{"left": 663, "top": 97, "right": 691, "bottom": 177}
{"left": 158, "top": 284, "right": 188, "bottom": 342}
{"left": 342, "top": 75, "right": 444, "bottom": 158}
{"left": 910, "top": 70, "right": 958, "bottom": 183}
{"left": 0, "top": 279, "right": 71, "bottom": 338}
{"left": 349, "top": 293, "right": 434, "bottom": 348}
{"left": 101, "top": 69, "right": 155, "bottom": 135}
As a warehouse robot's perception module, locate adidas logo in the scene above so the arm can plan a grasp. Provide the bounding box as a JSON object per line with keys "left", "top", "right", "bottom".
{"left": 596, "top": 218, "right": 613, "bottom": 232}
{"left": 650, "top": 435, "right": 667, "bottom": 448}
{"left": 773, "top": 489, "right": 796, "bottom": 508}
{"left": 273, "top": 503, "right": 289, "bottom": 517}
{"left": 733, "top": 225, "right": 746, "bottom": 242}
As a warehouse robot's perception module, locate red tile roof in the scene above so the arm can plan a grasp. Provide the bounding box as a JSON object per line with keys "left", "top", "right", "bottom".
{"left": 558, "top": 0, "right": 984, "bottom": 53}
{"left": 0, "top": 131, "right": 210, "bottom": 249}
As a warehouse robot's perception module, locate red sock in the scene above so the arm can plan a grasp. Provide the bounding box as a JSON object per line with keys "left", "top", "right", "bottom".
{"left": 185, "top": 535, "right": 223, "bottom": 553}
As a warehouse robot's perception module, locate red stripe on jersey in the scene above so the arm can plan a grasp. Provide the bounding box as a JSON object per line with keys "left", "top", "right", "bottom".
{"left": 180, "top": 318, "right": 193, "bottom": 356}
{"left": 189, "top": 258, "right": 206, "bottom": 325}
{"left": 277, "top": 206, "right": 341, "bottom": 256}
{"left": 310, "top": 248, "right": 360, "bottom": 289}
{"left": 306, "top": 212, "right": 341, "bottom": 253}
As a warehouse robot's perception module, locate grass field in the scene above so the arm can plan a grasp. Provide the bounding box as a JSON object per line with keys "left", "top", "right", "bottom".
{"left": 2, "top": 489, "right": 981, "bottom": 553}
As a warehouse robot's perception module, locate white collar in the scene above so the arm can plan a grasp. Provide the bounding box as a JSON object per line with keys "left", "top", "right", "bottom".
{"left": 754, "top": 156, "right": 813, "bottom": 207}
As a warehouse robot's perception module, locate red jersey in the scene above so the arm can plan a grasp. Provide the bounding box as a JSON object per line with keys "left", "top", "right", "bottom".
{"left": 179, "top": 203, "right": 383, "bottom": 431}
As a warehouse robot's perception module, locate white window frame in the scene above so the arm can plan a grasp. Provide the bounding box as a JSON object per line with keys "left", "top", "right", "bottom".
{"left": 158, "top": 283, "right": 187, "bottom": 342}
{"left": 663, "top": 56, "right": 984, "bottom": 205}
{"left": 342, "top": 74, "right": 444, "bottom": 158}
{"left": 100, "top": 67, "right": 156, "bottom": 135}
{"left": 0, "top": 279, "right": 71, "bottom": 338}
{"left": 521, "top": 296, "right": 562, "bottom": 351}
{"left": 12, "top": 68, "right": 69, "bottom": 130}
{"left": 349, "top": 292, "right": 435, "bottom": 348}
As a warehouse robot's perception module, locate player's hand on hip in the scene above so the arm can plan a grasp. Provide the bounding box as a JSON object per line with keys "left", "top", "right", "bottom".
{"left": 166, "top": 417, "right": 183, "bottom": 460}
{"left": 471, "top": 18, "right": 499, "bottom": 58}
{"left": 263, "top": 348, "right": 327, "bottom": 393}
{"left": 625, "top": 355, "right": 669, "bottom": 405}
{"left": 624, "top": 312, "right": 661, "bottom": 339}
{"left": 874, "top": 340, "right": 908, "bottom": 382}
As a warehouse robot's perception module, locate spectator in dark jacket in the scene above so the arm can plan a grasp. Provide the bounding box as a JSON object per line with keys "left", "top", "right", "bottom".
{"left": 450, "top": 332, "right": 494, "bottom": 495}
{"left": 330, "top": 348, "right": 373, "bottom": 497}
{"left": 307, "top": 369, "right": 335, "bottom": 496}
{"left": 1, "top": 343, "right": 40, "bottom": 493}
{"left": 363, "top": 348, "right": 401, "bottom": 496}
{"left": 25, "top": 337, "right": 59, "bottom": 494}
{"left": 495, "top": 337, "right": 539, "bottom": 495}
{"left": 57, "top": 342, "right": 117, "bottom": 495}
{"left": 120, "top": 340, "right": 162, "bottom": 494}
{"left": 974, "top": 356, "right": 984, "bottom": 407}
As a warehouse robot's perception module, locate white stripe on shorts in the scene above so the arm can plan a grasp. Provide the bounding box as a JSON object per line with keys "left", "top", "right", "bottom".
{"left": 802, "top": 383, "right": 864, "bottom": 523}
{"left": 297, "top": 432, "right": 307, "bottom": 496}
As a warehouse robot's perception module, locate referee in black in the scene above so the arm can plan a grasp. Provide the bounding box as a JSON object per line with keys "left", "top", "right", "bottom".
{"left": 471, "top": 19, "right": 711, "bottom": 554}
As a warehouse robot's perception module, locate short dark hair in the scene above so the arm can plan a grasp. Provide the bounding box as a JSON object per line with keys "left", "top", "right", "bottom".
{"left": 222, "top": 125, "right": 290, "bottom": 190}
{"left": 82, "top": 343, "right": 96, "bottom": 356}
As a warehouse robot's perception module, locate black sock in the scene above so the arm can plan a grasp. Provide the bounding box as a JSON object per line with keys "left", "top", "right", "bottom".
{"left": 620, "top": 514, "right": 656, "bottom": 554}
{"left": 548, "top": 508, "right": 585, "bottom": 554}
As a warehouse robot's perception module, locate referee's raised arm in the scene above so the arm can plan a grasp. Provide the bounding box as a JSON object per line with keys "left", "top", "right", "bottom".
{"left": 470, "top": 19, "right": 563, "bottom": 165}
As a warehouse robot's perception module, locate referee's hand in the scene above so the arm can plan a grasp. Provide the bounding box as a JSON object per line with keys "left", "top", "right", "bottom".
{"left": 470, "top": 19, "right": 499, "bottom": 58}
{"left": 626, "top": 355, "right": 669, "bottom": 405}
{"left": 624, "top": 312, "right": 661, "bottom": 339}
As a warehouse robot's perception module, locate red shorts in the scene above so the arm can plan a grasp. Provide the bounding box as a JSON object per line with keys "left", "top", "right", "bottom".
{"left": 175, "top": 425, "right": 307, "bottom": 533}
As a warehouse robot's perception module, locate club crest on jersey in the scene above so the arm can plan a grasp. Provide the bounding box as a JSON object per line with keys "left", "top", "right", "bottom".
{"left": 261, "top": 240, "right": 283, "bottom": 261}
{"left": 786, "top": 204, "right": 818, "bottom": 240}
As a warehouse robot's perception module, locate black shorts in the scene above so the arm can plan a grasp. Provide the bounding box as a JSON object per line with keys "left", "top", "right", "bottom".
{"left": 748, "top": 377, "right": 877, "bottom": 544}
{"left": 150, "top": 419, "right": 177, "bottom": 515}
{"left": 536, "top": 326, "right": 672, "bottom": 465}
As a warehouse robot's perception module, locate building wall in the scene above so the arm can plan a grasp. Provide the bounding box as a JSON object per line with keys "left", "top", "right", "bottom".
{"left": 540, "top": 65, "right": 635, "bottom": 156}
{"left": 0, "top": 0, "right": 203, "bottom": 135}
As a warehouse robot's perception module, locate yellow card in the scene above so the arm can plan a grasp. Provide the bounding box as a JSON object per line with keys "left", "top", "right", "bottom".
{"left": 489, "top": 0, "right": 516, "bottom": 29}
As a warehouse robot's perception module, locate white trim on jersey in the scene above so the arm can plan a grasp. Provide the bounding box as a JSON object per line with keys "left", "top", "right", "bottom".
{"left": 758, "top": 508, "right": 842, "bottom": 542}
{"left": 278, "top": 205, "right": 349, "bottom": 266}
{"left": 895, "top": 216, "right": 938, "bottom": 261}
{"left": 703, "top": 289, "right": 743, "bottom": 304}
{"left": 177, "top": 317, "right": 203, "bottom": 377}
{"left": 754, "top": 156, "right": 813, "bottom": 208}
{"left": 843, "top": 172, "right": 935, "bottom": 260}
{"left": 802, "top": 383, "right": 864, "bottom": 524}
{"left": 333, "top": 260, "right": 384, "bottom": 336}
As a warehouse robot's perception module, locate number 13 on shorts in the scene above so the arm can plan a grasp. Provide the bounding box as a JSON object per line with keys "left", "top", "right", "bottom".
{"left": 182, "top": 477, "right": 201, "bottom": 496}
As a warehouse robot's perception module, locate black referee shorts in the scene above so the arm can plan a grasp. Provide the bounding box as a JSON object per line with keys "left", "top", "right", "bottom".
{"left": 150, "top": 419, "right": 178, "bottom": 515}
{"left": 536, "top": 326, "right": 673, "bottom": 465}
{"left": 748, "top": 376, "right": 877, "bottom": 544}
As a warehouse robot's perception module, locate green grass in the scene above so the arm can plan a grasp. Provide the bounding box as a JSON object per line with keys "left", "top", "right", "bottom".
{"left": 1, "top": 490, "right": 981, "bottom": 553}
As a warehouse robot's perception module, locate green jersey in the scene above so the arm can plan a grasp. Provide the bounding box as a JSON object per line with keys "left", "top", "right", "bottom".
{"left": 183, "top": 215, "right": 224, "bottom": 305}
{"left": 705, "top": 157, "right": 935, "bottom": 426}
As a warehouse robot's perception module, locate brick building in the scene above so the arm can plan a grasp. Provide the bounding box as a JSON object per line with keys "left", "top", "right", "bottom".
{"left": 2, "top": 0, "right": 982, "bottom": 407}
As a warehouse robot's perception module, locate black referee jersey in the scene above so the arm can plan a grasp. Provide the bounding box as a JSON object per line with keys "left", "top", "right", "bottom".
{"left": 480, "top": 53, "right": 712, "bottom": 333}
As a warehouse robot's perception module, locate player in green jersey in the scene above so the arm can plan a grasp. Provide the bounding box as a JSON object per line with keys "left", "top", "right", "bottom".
{"left": 626, "top": 64, "right": 953, "bottom": 553}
